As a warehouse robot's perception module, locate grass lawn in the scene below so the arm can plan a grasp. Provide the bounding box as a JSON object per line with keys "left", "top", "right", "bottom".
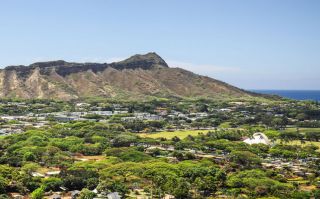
{"left": 277, "top": 139, "right": 320, "bottom": 151}
{"left": 37, "top": 167, "right": 60, "bottom": 174}
{"left": 282, "top": 128, "right": 320, "bottom": 134}
{"left": 139, "top": 129, "right": 213, "bottom": 139}
{"left": 278, "top": 128, "right": 320, "bottom": 151}
{"left": 73, "top": 155, "right": 105, "bottom": 161}
{"left": 300, "top": 185, "right": 317, "bottom": 191}
{"left": 128, "top": 189, "right": 150, "bottom": 199}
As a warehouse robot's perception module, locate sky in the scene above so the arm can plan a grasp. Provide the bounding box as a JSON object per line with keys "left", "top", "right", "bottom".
{"left": 0, "top": 0, "right": 319, "bottom": 90}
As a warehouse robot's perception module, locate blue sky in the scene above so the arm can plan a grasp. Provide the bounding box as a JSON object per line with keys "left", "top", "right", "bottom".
{"left": 0, "top": 0, "right": 319, "bottom": 90}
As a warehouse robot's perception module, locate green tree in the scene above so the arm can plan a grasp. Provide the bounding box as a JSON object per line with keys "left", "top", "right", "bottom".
{"left": 79, "top": 188, "right": 96, "bottom": 199}
{"left": 171, "top": 178, "right": 191, "bottom": 199}
{"left": 229, "top": 151, "right": 261, "bottom": 169}
{"left": 305, "top": 132, "right": 320, "bottom": 141}
{"left": 42, "top": 177, "right": 63, "bottom": 191}
{"left": 0, "top": 177, "right": 8, "bottom": 194}
{"left": 31, "top": 186, "right": 45, "bottom": 199}
{"left": 98, "top": 181, "right": 128, "bottom": 199}
{"left": 112, "top": 134, "right": 137, "bottom": 147}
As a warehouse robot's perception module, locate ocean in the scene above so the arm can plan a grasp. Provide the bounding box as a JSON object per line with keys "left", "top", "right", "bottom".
{"left": 251, "top": 90, "right": 320, "bottom": 101}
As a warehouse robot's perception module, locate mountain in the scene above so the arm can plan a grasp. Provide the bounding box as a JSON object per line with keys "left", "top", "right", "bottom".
{"left": 0, "top": 53, "right": 260, "bottom": 100}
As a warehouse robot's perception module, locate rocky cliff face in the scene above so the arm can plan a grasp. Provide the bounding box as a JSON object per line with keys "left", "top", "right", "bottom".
{"left": 0, "top": 53, "right": 257, "bottom": 100}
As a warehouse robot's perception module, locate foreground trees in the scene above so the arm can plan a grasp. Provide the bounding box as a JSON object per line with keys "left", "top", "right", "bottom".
{"left": 229, "top": 151, "right": 262, "bottom": 169}
{"left": 98, "top": 160, "right": 226, "bottom": 198}
{"left": 227, "top": 170, "right": 293, "bottom": 198}
{"left": 0, "top": 119, "right": 319, "bottom": 198}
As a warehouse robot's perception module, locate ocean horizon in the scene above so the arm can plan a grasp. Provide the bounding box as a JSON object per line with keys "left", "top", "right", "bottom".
{"left": 251, "top": 90, "right": 320, "bottom": 101}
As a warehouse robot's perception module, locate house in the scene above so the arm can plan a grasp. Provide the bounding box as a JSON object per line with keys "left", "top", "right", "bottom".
{"left": 243, "top": 133, "right": 271, "bottom": 145}
{"left": 164, "top": 194, "right": 175, "bottom": 199}
{"left": 107, "top": 192, "right": 121, "bottom": 199}
{"left": 155, "top": 107, "right": 168, "bottom": 116}
{"left": 90, "top": 111, "right": 113, "bottom": 116}
{"left": 53, "top": 116, "right": 77, "bottom": 122}
{"left": 219, "top": 108, "right": 232, "bottom": 112}
{"left": 50, "top": 194, "right": 62, "bottom": 199}
{"left": 76, "top": 103, "right": 90, "bottom": 107}
{"left": 71, "top": 190, "right": 81, "bottom": 199}
{"left": 10, "top": 193, "right": 23, "bottom": 199}
{"left": 46, "top": 171, "right": 61, "bottom": 176}
{"left": 317, "top": 181, "right": 320, "bottom": 188}
{"left": 31, "top": 172, "right": 45, "bottom": 178}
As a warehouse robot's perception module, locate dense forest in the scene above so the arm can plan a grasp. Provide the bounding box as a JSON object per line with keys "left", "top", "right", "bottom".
{"left": 0, "top": 98, "right": 319, "bottom": 198}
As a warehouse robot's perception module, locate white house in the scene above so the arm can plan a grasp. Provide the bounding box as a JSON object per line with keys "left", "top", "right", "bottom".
{"left": 244, "top": 132, "right": 271, "bottom": 145}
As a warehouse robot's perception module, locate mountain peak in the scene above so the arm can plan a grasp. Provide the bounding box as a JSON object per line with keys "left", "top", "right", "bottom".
{"left": 113, "top": 52, "right": 168, "bottom": 69}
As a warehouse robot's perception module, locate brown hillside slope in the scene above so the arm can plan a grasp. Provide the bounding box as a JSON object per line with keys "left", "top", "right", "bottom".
{"left": 0, "top": 53, "right": 260, "bottom": 100}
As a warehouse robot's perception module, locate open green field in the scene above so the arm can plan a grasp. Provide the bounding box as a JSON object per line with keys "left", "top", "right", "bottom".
{"left": 139, "top": 129, "right": 212, "bottom": 139}
{"left": 282, "top": 128, "right": 320, "bottom": 134}
{"left": 277, "top": 139, "right": 320, "bottom": 150}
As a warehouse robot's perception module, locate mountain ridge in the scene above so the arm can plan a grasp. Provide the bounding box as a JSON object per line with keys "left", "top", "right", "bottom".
{"left": 0, "top": 53, "right": 263, "bottom": 100}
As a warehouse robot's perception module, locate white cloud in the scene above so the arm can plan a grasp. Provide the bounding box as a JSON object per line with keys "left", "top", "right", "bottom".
{"left": 105, "top": 57, "right": 126, "bottom": 63}
{"left": 167, "top": 60, "right": 240, "bottom": 74}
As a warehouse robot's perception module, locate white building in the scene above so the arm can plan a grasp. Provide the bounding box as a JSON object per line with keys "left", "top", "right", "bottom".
{"left": 244, "top": 132, "right": 271, "bottom": 145}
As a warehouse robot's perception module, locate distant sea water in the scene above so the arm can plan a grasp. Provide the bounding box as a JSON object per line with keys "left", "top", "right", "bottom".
{"left": 251, "top": 90, "right": 320, "bottom": 101}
